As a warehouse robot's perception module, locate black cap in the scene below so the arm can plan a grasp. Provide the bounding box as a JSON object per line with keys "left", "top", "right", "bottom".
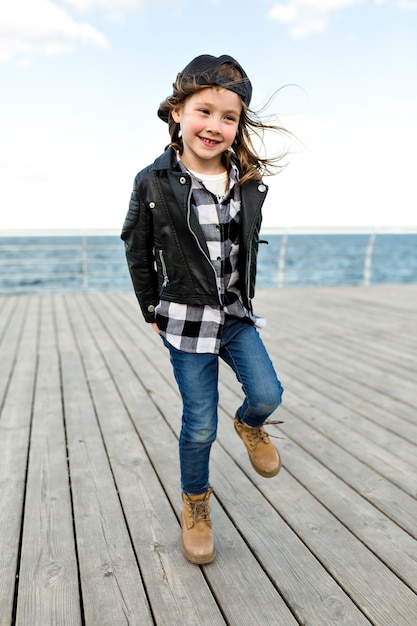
{"left": 158, "top": 54, "right": 252, "bottom": 123}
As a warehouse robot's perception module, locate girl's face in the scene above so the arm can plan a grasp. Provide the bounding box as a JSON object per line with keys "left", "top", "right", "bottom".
{"left": 172, "top": 87, "right": 242, "bottom": 174}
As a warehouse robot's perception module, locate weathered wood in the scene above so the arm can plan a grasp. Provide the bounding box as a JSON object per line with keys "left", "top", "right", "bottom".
{"left": 104, "top": 295, "right": 365, "bottom": 624}
{"left": 66, "top": 294, "right": 228, "bottom": 626}
{"left": 0, "top": 297, "right": 37, "bottom": 626}
{"left": 213, "top": 398, "right": 417, "bottom": 625}
{"left": 85, "top": 292, "right": 298, "bottom": 625}
{"left": 14, "top": 296, "right": 81, "bottom": 626}
{"left": 0, "top": 296, "right": 27, "bottom": 409}
{"left": 0, "top": 284, "right": 416, "bottom": 625}
{"left": 56, "top": 295, "right": 154, "bottom": 625}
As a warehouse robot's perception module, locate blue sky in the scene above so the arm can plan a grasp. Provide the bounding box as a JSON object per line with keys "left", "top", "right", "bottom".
{"left": 1, "top": 0, "right": 416, "bottom": 231}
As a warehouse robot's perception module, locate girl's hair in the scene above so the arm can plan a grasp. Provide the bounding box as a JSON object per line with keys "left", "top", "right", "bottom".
{"left": 158, "top": 62, "right": 290, "bottom": 185}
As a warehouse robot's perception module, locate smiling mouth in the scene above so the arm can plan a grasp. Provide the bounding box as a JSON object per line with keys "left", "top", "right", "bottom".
{"left": 199, "top": 136, "right": 220, "bottom": 146}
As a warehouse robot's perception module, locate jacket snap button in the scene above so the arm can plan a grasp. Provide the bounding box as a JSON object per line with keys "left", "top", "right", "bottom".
{"left": 179, "top": 176, "right": 187, "bottom": 185}
{"left": 258, "top": 184, "right": 267, "bottom": 193}
{"left": 147, "top": 305, "right": 155, "bottom": 313}
{"left": 149, "top": 202, "right": 155, "bottom": 208}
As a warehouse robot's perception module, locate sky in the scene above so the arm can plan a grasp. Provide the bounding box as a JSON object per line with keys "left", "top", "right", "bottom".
{"left": 1, "top": 0, "right": 417, "bottom": 232}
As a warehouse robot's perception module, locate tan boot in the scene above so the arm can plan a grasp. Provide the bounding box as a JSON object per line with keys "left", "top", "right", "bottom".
{"left": 181, "top": 488, "right": 215, "bottom": 565}
{"left": 234, "top": 415, "right": 282, "bottom": 477}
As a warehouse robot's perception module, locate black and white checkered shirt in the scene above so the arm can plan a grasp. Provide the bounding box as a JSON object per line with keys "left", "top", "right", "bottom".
{"left": 155, "top": 159, "right": 265, "bottom": 354}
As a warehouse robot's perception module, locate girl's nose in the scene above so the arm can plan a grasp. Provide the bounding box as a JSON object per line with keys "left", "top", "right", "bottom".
{"left": 206, "top": 117, "right": 221, "bottom": 133}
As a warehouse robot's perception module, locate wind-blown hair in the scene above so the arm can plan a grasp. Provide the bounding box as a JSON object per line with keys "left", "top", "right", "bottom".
{"left": 158, "top": 62, "right": 290, "bottom": 185}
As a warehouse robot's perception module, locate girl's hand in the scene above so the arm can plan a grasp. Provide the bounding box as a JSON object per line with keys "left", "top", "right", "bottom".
{"left": 151, "top": 322, "right": 159, "bottom": 334}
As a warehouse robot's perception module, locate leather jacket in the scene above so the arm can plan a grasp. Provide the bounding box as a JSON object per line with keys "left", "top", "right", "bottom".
{"left": 121, "top": 147, "right": 268, "bottom": 323}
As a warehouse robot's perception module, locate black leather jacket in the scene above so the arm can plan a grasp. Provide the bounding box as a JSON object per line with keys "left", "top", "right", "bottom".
{"left": 121, "top": 147, "right": 268, "bottom": 323}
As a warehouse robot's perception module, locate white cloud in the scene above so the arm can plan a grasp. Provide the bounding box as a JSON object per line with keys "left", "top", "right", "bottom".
{"left": 63, "top": 0, "right": 171, "bottom": 14}
{"left": 268, "top": 0, "right": 417, "bottom": 39}
{"left": 61, "top": 0, "right": 174, "bottom": 25}
{"left": 0, "top": 0, "right": 108, "bottom": 64}
{"left": 64, "top": 0, "right": 145, "bottom": 10}
{"left": 268, "top": 0, "right": 364, "bottom": 38}
{"left": 376, "top": 0, "right": 417, "bottom": 7}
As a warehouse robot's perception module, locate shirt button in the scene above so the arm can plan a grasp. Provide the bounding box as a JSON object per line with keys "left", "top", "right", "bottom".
{"left": 149, "top": 202, "right": 155, "bottom": 208}
{"left": 147, "top": 305, "right": 155, "bottom": 313}
{"left": 258, "top": 184, "right": 267, "bottom": 193}
{"left": 179, "top": 176, "right": 187, "bottom": 185}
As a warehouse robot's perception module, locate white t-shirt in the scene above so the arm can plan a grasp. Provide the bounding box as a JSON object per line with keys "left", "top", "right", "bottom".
{"left": 188, "top": 169, "right": 228, "bottom": 203}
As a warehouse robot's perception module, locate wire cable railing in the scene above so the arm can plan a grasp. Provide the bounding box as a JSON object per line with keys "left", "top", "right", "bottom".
{"left": 0, "top": 229, "right": 416, "bottom": 295}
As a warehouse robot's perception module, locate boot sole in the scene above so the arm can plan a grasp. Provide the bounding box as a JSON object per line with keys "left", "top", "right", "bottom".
{"left": 181, "top": 539, "right": 216, "bottom": 565}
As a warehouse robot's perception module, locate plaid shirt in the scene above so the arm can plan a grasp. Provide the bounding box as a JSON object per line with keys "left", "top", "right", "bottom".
{"left": 155, "top": 159, "right": 265, "bottom": 354}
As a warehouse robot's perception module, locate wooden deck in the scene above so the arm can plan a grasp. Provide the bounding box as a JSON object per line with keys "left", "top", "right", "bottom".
{"left": 1, "top": 284, "right": 416, "bottom": 625}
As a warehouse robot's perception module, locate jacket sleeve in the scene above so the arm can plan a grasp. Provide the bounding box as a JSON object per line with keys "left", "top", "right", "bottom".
{"left": 121, "top": 175, "right": 159, "bottom": 323}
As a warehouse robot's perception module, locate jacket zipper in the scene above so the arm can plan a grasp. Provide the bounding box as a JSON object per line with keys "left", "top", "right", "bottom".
{"left": 246, "top": 239, "right": 252, "bottom": 294}
{"left": 246, "top": 239, "right": 253, "bottom": 310}
{"left": 159, "top": 250, "right": 169, "bottom": 287}
{"left": 185, "top": 184, "right": 222, "bottom": 305}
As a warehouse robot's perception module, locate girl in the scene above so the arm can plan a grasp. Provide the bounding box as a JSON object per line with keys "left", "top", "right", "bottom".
{"left": 121, "top": 54, "right": 285, "bottom": 565}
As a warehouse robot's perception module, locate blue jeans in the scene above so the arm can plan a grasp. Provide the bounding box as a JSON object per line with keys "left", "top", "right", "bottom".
{"left": 162, "top": 318, "right": 283, "bottom": 495}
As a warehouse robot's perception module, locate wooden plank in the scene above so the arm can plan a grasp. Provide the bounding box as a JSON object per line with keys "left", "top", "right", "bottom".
{"left": 0, "top": 297, "right": 38, "bottom": 626}
{"left": 276, "top": 343, "right": 417, "bottom": 428}
{"left": 83, "top": 292, "right": 298, "bottom": 626}
{"left": 247, "top": 302, "right": 416, "bottom": 494}
{"left": 275, "top": 431, "right": 417, "bottom": 591}
{"left": 286, "top": 331, "right": 417, "bottom": 414}
{"left": 256, "top": 285, "right": 416, "bottom": 350}
{"left": 0, "top": 296, "right": 27, "bottom": 406}
{"left": 68, "top": 293, "right": 231, "bottom": 626}
{"left": 85, "top": 292, "right": 302, "bottom": 624}
{"left": 246, "top": 468, "right": 417, "bottom": 626}
{"left": 279, "top": 345, "right": 417, "bottom": 452}
{"left": 1, "top": 285, "right": 416, "bottom": 625}
{"left": 287, "top": 322, "right": 417, "bottom": 384}
{"left": 15, "top": 296, "right": 82, "bottom": 626}
{"left": 217, "top": 362, "right": 417, "bottom": 541}
{"left": 216, "top": 290, "right": 417, "bottom": 536}
{"left": 0, "top": 296, "right": 17, "bottom": 340}
{"left": 211, "top": 290, "right": 416, "bottom": 623}
{"left": 213, "top": 406, "right": 417, "bottom": 624}
{"left": 55, "top": 295, "right": 154, "bottom": 626}
{"left": 260, "top": 355, "right": 417, "bottom": 496}
{"left": 279, "top": 402, "right": 417, "bottom": 538}
{"left": 214, "top": 408, "right": 417, "bottom": 625}
{"left": 0, "top": 295, "right": 18, "bottom": 338}
{"left": 99, "top": 292, "right": 372, "bottom": 625}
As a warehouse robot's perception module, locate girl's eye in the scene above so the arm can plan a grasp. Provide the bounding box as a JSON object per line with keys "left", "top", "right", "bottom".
{"left": 200, "top": 109, "right": 210, "bottom": 115}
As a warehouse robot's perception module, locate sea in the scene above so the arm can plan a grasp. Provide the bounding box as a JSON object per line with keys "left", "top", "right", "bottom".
{"left": 0, "top": 232, "right": 416, "bottom": 295}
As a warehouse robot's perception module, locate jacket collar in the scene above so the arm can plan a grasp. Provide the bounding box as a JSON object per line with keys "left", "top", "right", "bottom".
{"left": 152, "top": 147, "right": 179, "bottom": 171}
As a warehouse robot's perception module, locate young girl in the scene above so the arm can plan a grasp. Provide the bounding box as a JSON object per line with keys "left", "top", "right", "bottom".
{"left": 121, "top": 54, "right": 285, "bottom": 565}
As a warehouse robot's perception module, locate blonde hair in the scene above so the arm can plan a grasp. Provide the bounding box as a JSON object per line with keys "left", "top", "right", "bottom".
{"left": 158, "top": 62, "right": 290, "bottom": 184}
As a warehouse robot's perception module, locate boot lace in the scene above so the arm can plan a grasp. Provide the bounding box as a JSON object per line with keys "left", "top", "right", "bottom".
{"left": 186, "top": 500, "right": 211, "bottom": 527}
{"left": 245, "top": 420, "right": 284, "bottom": 449}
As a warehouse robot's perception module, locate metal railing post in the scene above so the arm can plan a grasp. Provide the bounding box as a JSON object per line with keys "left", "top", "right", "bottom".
{"left": 364, "top": 232, "right": 376, "bottom": 286}
{"left": 277, "top": 232, "right": 288, "bottom": 288}
{"left": 82, "top": 235, "right": 88, "bottom": 292}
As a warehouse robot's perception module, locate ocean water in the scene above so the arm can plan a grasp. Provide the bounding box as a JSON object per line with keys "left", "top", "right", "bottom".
{"left": 0, "top": 233, "right": 416, "bottom": 295}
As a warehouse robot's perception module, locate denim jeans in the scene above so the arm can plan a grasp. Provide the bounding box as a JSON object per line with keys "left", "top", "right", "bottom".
{"left": 162, "top": 318, "right": 283, "bottom": 495}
